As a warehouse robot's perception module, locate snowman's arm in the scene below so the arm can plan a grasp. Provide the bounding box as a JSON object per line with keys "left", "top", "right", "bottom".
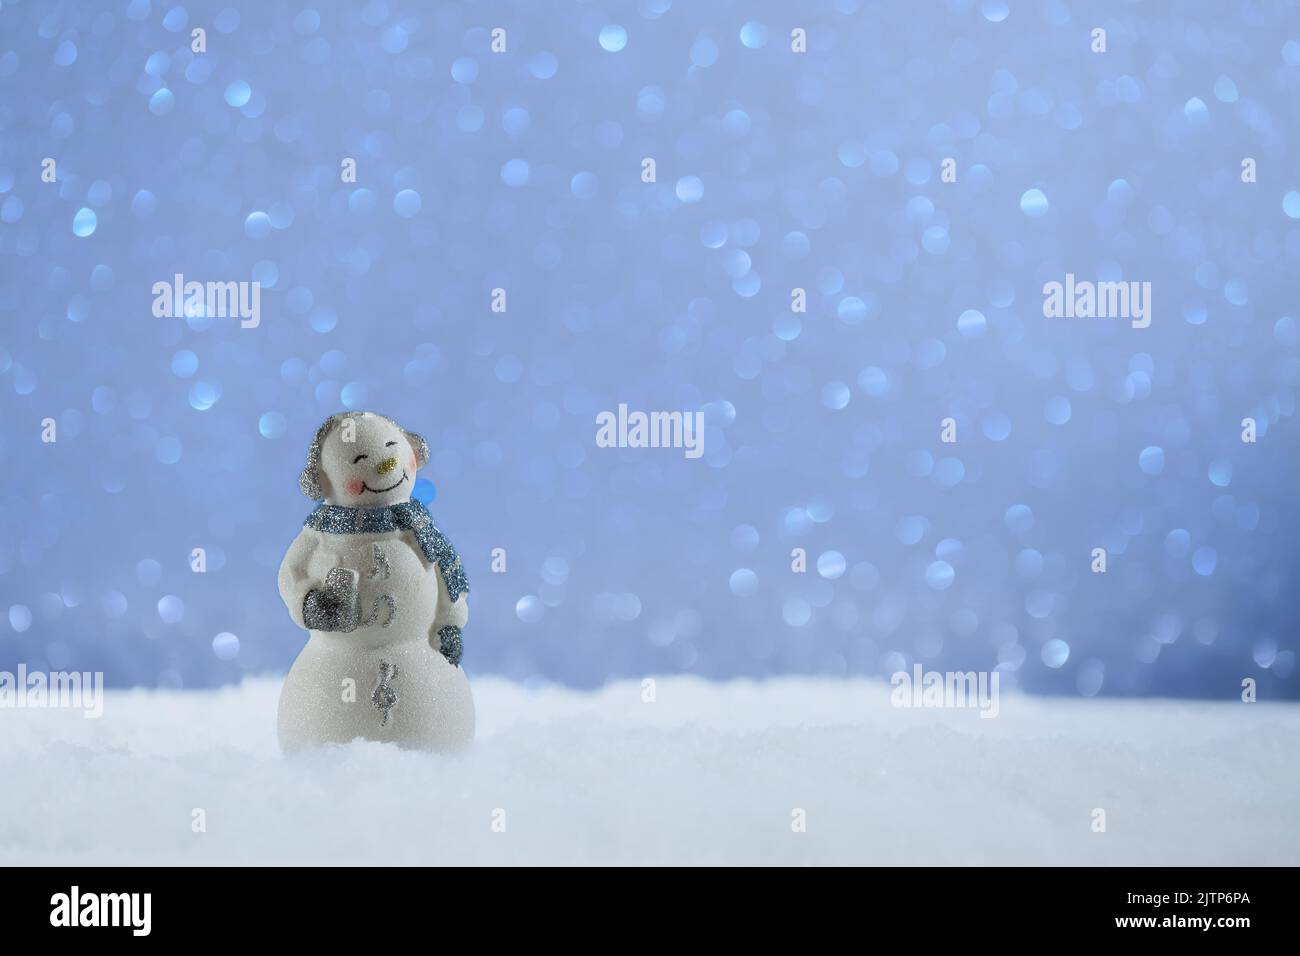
{"left": 402, "top": 529, "right": 469, "bottom": 663}
{"left": 431, "top": 563, "right": 469, "bottom": 630}
{"left": 430, "top": 563, "right": 469, "bottom": 665}
{"left": 277, "top": 529, "right": 319, "bottom": 630}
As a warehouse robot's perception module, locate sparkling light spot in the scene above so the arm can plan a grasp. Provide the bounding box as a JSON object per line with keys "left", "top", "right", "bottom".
{"left": 571, "top": 172, "right": 598, "bottom": 199}
{"left": 926, "top": 561, "right": 955, "bottom": 590}
{"left": 349, "top": 188, "right": 376, "bottom": 215}
{"left": 225, "top": 80, "right": 251, "bottom": 107}
{"left": 822, "top": 381, "right": 850, "bottom": 410}
{"left": 501, "top": 159, "right": 530, "bottom": 187}
{"left": 1017, "top": 549, "right": 1044, "bottom": 577}
{"left": 1042, "top": 639, "right": 1070, "bottom": 668}
{"left": 1020, "top": 188, "right": 1049, "bottom": 217}
{"left": 72, "top": 207, "right": 97, "bottom": 237}
{"left": 1005, "top": 504, "right": 1034, "bottom": 533}
{"left": 171, "top": 350, "right": 198, "bottom": 377}
{"left": 155, "top": 436, "right": 183, "bottom": 463}
{"left": 450, "top": 57, "right": 478, "bottom": 83}
{"left": 723, "top": 249, "right": 751, "bottom": 277}
{"left": 837, "top": 296, "right": 870, "bottom": 325}
{"left": 148, "top": 88, "right": 174, "bottom": 115}
{"left": 494, "top": 355, "right": 523, "bottom": 383}
{"left": 258, "top": 411, "right": 286, "bottom": 439}
{"left": 1208, "top": 457, "right": 1232, "bottom": 487}
{"left": 456, "top": 105, "right": 484, "bottom": 132}
{"left": 838, "top": 142, "right": 866, "bottom": 168}
{"left": 700, "top": 220, "right": 727, "bottom": 248}
{"left": 393, "top": 189, "right": 422, "bottom": 217}
{"left": 1275, "top": 316, "right": 1297, "bottom": 345}
{"left": 87, "top": 180, "right": 112, "bottom": 206}
{"left": 675, "top": 176, "right": 704, "bottom": 203}
{"left": 309, "top": 309, "right": 337, "bottom": 333}
{"left": 54, "top": 39, "right": 78, "bottom": 66}
{"left": 922, "top": 225, "right": 949, "bottom": 253}
{"left": 599, "top": 25, "right": 628, "bottom": 52}
{"left": 691, "top": 34, "right": 719, "bottom": 67}
{"left": 1138, "top": 445, "right": 1165, "bottom": 475}
{"left": 729, "top": 568, "right": 758, "bottom": 596}
{"left": 136, "top": 559, "right": 162, "bottom": 586}
{"left": 1044, "top": 396, "right": 1072, "bottom": 424}
{"left": 1165, "top": 529, "right": 1191, "bottom": 558}
{"left": 413, "top": 477, "right": 436, "bottom": 505}
{"left": 102, "top": 592, "right": 128, "bottom": 618}
{"left": 212, "top": 632, "right": 240, "bottom": 661}
{"left": 188, "top": 378, "right": 222, "bottom": 410}
{"left": 782, "top": 598, "right": 812, "bottom": 626}
{"left": 981, "top": 0, "right": 1010, "bottom": 22}
{"left": 896, "top": 515, "right": 928, "bottom": 545}
{"left": 162, "top": 6, "right": 188, "bottom": 31}
{"left": 817, "top": 551, "right": 846, "bottom": 579}
{"left": 957, "top": 308, "right": 986, "bottom": 337}
{"left": 502, "top": 106, "right": 530, "bottom": 135}
{"left": 739, "top": 21, "right": 769, "bottom": 48}
{"left": 530, "top": 52, "right": 558, "bottom": 79}
{"left": 516, "top": 595, "right": 545, "bottom": 622}
{"left": 723, "top": 108, "right": 750, "bottom": 134}
{"left": 157, "top": 595, "right": 185, "bottom": 623}
{"left": 340, "top": 382, "right": 368, "bottom": 407}
{"left": 244, "top": 211, "right": 272, "bottom": 239}
{"left": 132, "top": 189, "right": 157, "bottom": 218}
{"left": 8, "top": 605, "right": 32, "bottom": 633}
{"left": 982, "top": 413, "right": 1011, "bottom": 441}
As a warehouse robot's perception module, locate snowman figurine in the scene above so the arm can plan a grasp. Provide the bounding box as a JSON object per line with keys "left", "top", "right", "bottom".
{"left": 277, "top": 411, "right": 475, "bottom": 752}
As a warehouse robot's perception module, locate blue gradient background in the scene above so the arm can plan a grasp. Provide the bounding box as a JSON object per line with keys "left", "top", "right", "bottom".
{"left": 1, "top": 0, "right": 1298, "bottom": 697}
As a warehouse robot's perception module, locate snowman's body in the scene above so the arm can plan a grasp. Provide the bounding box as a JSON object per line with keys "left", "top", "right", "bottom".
{"left": 277, "top": 525, "right": 474, "bottom": 752}
{"left": 277, "top": 411, "right": 475, "bottom": 753}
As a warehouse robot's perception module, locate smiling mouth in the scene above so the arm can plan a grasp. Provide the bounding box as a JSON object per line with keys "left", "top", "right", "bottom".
{"left": 362, "top": 472, "right": 408, "bottom": 494}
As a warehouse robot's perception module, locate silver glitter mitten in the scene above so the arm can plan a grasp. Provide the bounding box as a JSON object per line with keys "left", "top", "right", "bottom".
{"left": 303, "top": 567, "right": 360, "bottom": 632}
{"left": 437, "top": 625, "right": 463, "bottom": 667}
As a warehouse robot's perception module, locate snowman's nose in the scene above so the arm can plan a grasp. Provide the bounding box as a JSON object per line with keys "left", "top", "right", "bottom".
{"left": 376, "top": 455, "right": 399, "bottom": 476}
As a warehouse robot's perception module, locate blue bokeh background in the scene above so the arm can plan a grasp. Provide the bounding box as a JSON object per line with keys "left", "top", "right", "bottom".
{"left": 2, "top": 0, "right": 1298, "bottom": 697}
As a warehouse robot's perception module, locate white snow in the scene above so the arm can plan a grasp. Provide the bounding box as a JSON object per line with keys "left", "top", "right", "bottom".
{"left": 1, "top": 676, "right": 1296, "bottom": 865}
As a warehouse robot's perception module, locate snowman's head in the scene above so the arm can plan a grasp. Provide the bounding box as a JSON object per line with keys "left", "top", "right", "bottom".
{"left": 300, "top": 412, "right": 429, "bottom": 508}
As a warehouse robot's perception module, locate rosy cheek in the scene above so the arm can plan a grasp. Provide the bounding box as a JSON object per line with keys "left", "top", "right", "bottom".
{"left": 409, "top": 455, "right": 418, "bottom": 472}
{"left": 345, "top": 478, "right": 365, "bottom": 497}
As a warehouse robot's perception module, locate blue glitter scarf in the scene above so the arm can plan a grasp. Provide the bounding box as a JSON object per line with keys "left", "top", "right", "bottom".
{"left": 303, "top": 498, "right": 469, "bottom": 603}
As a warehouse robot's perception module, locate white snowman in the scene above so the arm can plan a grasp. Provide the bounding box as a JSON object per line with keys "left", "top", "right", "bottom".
{"left": 277, "top": 411, "right": 475, "bottom": 752}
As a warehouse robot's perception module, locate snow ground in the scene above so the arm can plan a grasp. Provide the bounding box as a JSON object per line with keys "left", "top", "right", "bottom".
{"left": 1, "top": 676, "right": 1296, "bottom": 866}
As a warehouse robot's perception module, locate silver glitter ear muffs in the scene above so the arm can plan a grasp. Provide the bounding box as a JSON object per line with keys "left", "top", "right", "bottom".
{"left": 299, "top": 412, "right": 430, "bottom": 500}
{"left": 405, "top": 429, "right": 430, "bottom": 470}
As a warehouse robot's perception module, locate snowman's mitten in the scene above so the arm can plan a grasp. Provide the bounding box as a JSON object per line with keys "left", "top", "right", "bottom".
{"left": 437, "top": 626, "right": 463, "bottom": 667}
{"left": 303, "top": 571, "right": 359, "bottom": 632}
{"left": 303, "top": 588, "right": 351, "bottom": 631}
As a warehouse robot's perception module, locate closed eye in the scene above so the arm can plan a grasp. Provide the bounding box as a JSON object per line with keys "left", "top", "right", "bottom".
{"left": 352, "top": 454, "right": 368, "bottom": 463}
{"left": 384, "top": 441, "right": 396, "bottom": 447}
